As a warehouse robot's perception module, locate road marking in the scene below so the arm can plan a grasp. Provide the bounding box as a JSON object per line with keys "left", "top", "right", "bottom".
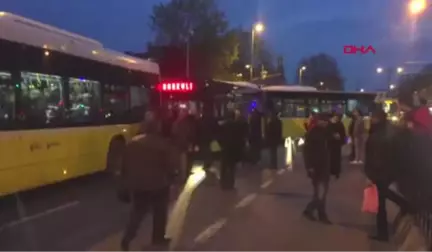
{"left": 194, "top": 218, "right": 227, "bottom": 244}
{"left": 277, "top": 169, "right": 286, "bottom": 175}
{"left": 0, "top": 201, "right": 80, "bottom": 232}
{"left": 260, "top": 180, "right": 273, "bottom": 189}
{"left": 235, "top": 193, "right": 257, "bottom": 209}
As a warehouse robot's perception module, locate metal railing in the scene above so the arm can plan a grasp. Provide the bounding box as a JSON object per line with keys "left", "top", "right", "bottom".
{"left": 394, "top": 145, "right": 432, "bottom": 249}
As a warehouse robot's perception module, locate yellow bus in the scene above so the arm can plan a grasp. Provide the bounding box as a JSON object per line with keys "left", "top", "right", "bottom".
{"left": 260, "top": 85, "right": 380, "bottom": 138}
{"left": 0, "top": 12, "right": 160, "bottom": 196}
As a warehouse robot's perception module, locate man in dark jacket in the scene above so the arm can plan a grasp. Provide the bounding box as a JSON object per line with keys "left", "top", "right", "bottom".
{"left": 248, "top": 109, "right": 263, "bottom": 165}
{"left": 328, "top": 113, "right": 346, "bottom": 178}
{"left": 197, "top": 112, "right": 218, "bottom": 170}
{"left": 219, "top": 109, "right": 248, "bottom": 190}
{"left": 302, "top": 113, "right": 331, "bottom": 224}
{"left": 266, "top": 112, "right": 282, "bottom": 170}
{"left": 348, "top": 112, "right": 356, "bottom": 161}
{"left": 364, "top": 107, "right": 408, "bottom": 241}
{"left": 120, "top": 114, "right": 177, "bottom": 250}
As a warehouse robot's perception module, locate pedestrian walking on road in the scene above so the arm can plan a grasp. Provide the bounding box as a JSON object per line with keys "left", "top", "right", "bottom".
{"left": 172, "top": 108, "right": 194, "bottom": 183}
{"left": 265, "top": 111, "right": 282, "bottom": 170}
{"left": 219, "top": 109, "right": 248, "bottom": 190}
{"left": 120, "top": 113, "right": 177, "bottom": 250}
{"left": 347, "top": 112, "right": 357, "bottom": 161}
{"left": 302, "top": 113, "right": 332, "bottom": 224}
{"left": 364, "top": 107, "right": 408, "bottom": 242}
{"left": 248, "top": 109, "right": 263, "bottom": 165}
{"left": 327, "top": 112, "right": 346, "bottom": 179}
{"left": 350, "top": 108, "right": 366, "bottom": 164}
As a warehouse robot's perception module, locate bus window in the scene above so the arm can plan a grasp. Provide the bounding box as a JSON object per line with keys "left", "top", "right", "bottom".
{"left": 130, "top": 86, "right": 148, "bottom": 109}
{"left": 347, "top": 99, "right": 371, "bottom": 116}
{"left": 68, "top": 77, "right": 101, "bottom": 123}
{"left": 281, "top": 99, "right": 306, "bottom": 118}
{"left": 321, "top": 100, "right": 345, "bottom": 114}
{"left": 20, "top": 72, "right": 64, "bottom": 125}
{"left": 103, "top": 84, "right": 128, "bottom": 119}
{"left": 0, "top": 72, "right": 14, "bottom": 128}
{"left": 309, "top": 98, "right": 320, "bottom": 114}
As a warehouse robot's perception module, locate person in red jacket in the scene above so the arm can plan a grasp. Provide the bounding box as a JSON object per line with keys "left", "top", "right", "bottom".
{"left": 304, "top": 112, "right": 317, "bottom": 132}
{"left": 398, "top": 92, "right": 432, "bottom": 134}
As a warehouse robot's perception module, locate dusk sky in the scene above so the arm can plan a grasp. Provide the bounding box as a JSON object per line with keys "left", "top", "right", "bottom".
{"left": 2, "top": 0, "right": 432, "bottom": 91}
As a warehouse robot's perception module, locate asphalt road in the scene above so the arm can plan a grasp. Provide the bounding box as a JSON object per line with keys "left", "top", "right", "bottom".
{"left": 0, "top": 149, "right": 397, "bottom": 251}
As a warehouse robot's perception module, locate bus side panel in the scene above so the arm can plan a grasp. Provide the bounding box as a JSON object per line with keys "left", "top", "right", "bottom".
{"left": 0, "top": 125, "right": 133, "bottom": 196}
{"left": 281, "top": 118, "right": 307, "bottom": 139}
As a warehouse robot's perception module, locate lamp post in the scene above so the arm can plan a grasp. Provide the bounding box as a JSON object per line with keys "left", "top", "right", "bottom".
{"left": 250, "top": 22, "right": 265, "bottom": 80}
{"left": 299, "top": 66, "right": 306, "bottom": 85}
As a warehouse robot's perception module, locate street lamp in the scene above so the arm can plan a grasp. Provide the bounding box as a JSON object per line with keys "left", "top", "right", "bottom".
{"left": 245, "top": 64, "right": 251, "bottom": 69}
{"left": 376, "top": 66, "right": 404, "bottom": 90}
{"left": 254, "top": 23, "right": 265, "bottom": 33}
{"left": 250, "top": 22, "right": 265, "bottom": 80}
{"left": 390, "top": 84, "right": 396, "bottom": 90}
{"left": 409, "top": 0, "right": 428, "bottom": 16}
{"left": 319, "top": 82, "right": 324, "bottom": 86}
{"left": 299, "top": 66, "right": 306, "bottom": 85}
{"left": 397, "top": 67, "right": 404, "bottom": 74}
{"left": 360, "top": 88, "right": 365, "bottom": 92}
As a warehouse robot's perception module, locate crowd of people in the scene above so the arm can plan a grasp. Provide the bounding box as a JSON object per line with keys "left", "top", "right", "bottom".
{"left": 117, "top": 92, "right": 432, "bottom": 249}
{"left": 303, "top": 92, "right": 432, "bottom": 243}
{"left": 118, "top": 106, "right": 283, "bottom": 250}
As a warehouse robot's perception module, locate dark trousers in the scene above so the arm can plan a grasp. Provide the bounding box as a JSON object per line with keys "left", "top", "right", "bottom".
{"left": 249, "top": 142, "right": 262, "bottom": 164}
{"left": 375, "top": 181, "right": 408, "bottom": 238}
{"left": 220, "top": 157, "right": 237, "bottom": 189}
{"left": 349, "top": 139, "right": 356, "bottom": 161}
{"left": 199, "top": 143, "right": 212, "bottom": 170}
{"left": 329, "top": 146, "right": 342, "bottom": 178}
{"left": 305, "top": 178, "right": 329, "bottom": 219}
{"left": 269, "top": 145, "right": 278, "bottom": 169}
{"left": 122, "top": 187, "right": 170, "bottom": 245}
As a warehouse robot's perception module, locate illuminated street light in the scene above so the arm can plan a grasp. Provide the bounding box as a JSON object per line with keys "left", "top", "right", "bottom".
{"left": 409, "top": 0, "right": 428, "bottom": 16}
{"left": 245, "top": 64, "right": 251, "bottom": 69}
{"left": 376, "top": 67, "right": 383, "bottom": 74}
{"left": 254, "top": 22, "right": 265, "bottom": 33}
{"left": 299, "top": 66, "right": 307, "bottom": 85}
{"left": 397, "top": 67, "right": 404, "bottom": 74}
{"left": 390, "top": 84, "right": 395, "bottom": 90}
{"left": 319, "top": 82, "right": 324, "bottom": 86}
{"left": 360, "top": 88, "right": 365, "bottom": 92}
{"left": 250, "top": 22, "right": 265, "bottom": 80}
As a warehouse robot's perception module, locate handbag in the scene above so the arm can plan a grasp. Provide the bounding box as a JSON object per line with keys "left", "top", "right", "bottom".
{"left": 361, "top": 184, "right": 378, "bottom": 213}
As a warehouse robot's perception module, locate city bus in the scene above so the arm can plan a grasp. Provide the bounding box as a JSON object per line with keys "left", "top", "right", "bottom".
{"left": 260, "top": 85, "right": 379, "bottom": 138}
{"left": 153, "top": 79, "right": 260, "bottom": 117}
{"left": 153, "top": 79, "right": 260, "bottom": 155}
{"left": 0, "top": 12, "right": 160, "bottom": 196}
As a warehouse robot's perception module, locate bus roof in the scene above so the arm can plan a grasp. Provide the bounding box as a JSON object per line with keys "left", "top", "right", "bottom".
{"left": 261, "top": 85, "right": 318, "bottom": 92}
{"left": 261, "top": 85, "right": 378, "bottom": 95}
{"left": 0, "top": 11, "right": 159, "bottom": 74}
{"left": 212, "top": 79, "right": 261, "bottom": 90}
